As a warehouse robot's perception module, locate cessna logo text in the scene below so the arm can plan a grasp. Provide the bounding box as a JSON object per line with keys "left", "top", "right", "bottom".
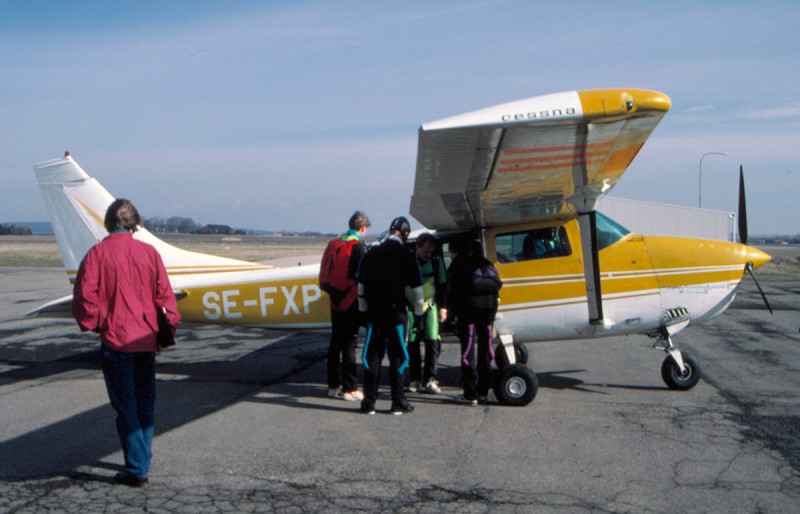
{"left": 501, "top": 107, "right": 576, "bottom": 122}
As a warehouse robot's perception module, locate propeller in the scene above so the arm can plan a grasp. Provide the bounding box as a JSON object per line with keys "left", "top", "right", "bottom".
{"left": 738, "top": 165, "right": 773, "bottom": 315}
{"left": 745, "top": 262, "right": 773, "bottom": 315}
{"left": 738, "top": 165, "right": 748, "bottom": 245}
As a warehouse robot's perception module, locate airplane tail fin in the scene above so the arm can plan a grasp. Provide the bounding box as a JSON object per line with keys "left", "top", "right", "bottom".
{"left": 35, "top": 154, "right": 115, "bottom": 278}
{"left": 34, "top": 153, "right": 268, "bottom": 283}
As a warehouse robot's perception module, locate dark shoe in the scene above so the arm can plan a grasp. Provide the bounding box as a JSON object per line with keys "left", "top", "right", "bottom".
{"left": 114, "top": 472, "right": 148, "bottom": 487}
{"left": 457, "top": 394, "right": 478, "bottom": 406}
{"left": 360, "top": 400, "right": 375, "bottom": 415}
{"left": 390, "top": 402, "right": 414, "bottom": 415}
{"left": 478, "top": 395, "right": 489, "bottom": 405}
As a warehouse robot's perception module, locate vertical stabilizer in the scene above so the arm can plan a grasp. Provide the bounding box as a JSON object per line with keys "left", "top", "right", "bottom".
{"left": 34, "top": 155, "right": 114, "bottom": 276}
{"left": 34, "top": 154, "right": 269, "bottom": 283}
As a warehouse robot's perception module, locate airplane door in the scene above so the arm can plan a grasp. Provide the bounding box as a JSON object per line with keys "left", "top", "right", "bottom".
{"left": 596, "top": 232, "right": 662, "bottom": 333}
{"left": 487, "top": 223, "right": 588, "bottom": 342}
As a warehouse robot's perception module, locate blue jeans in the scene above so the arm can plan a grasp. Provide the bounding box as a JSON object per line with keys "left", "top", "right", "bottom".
{"left": 101, "top": 345, "right": 156, "bottom": 478}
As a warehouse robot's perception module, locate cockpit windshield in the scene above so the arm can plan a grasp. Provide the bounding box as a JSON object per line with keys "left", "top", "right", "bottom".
{"left": 595, "top": 212, "right": 630, "bottom": 250}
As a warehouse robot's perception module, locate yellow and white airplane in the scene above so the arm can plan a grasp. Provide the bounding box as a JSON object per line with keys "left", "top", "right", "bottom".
{"left": 29, "top": 88, "right": 771, "bottom": 406}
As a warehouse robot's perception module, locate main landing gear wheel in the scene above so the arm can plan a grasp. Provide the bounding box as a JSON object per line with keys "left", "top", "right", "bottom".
{"left": 494, "top": 342, "right": 529, "bottom": 367}
{"left": 661, "top": 352, "right": 702, "bottom": 390}
{"left": 493, "top": 364, "right": 538, "bottom": 406}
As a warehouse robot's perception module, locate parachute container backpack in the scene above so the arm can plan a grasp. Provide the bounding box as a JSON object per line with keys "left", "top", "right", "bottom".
{"left": 319, "top": 238, "right": 360, "bottom": 311}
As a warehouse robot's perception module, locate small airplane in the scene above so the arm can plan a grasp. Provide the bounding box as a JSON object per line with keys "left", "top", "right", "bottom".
{"left": 28, "top": 88, "right": 771, "bottom": 406}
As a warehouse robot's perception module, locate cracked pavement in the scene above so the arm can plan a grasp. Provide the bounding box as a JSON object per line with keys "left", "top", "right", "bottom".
{"left": 1, "top": 268, "right": 799, "bottom": 512}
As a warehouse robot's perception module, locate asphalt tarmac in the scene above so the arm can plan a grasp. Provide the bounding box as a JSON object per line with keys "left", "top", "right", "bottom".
{"left": 1, "top": 267, "right": 799, "bottom": 513}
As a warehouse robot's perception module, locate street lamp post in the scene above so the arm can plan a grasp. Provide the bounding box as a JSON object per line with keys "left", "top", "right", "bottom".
{"left": 698, "top": 152, "right": 729, "bottom": 208}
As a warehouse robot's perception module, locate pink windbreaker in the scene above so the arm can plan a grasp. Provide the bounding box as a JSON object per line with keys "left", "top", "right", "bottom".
{"left": 72, "top": 231, "right": 180, "bottom": 352}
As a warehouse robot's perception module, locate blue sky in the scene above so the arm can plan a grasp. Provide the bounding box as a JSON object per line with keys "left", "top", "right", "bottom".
{"left": 2, "top": 1, "right": 798, "bottom": 235}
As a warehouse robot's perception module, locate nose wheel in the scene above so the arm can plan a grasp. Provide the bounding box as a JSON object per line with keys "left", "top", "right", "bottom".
{"left": 661, "top": 351, "right": 702, "bottom": 390}
{"left": 653, "top": 324, "right": 702, "bottom": 391}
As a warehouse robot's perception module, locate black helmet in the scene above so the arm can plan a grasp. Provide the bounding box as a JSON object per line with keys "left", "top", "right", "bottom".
{"left": 389, "top": 216, "right": 411, "bottom": 234}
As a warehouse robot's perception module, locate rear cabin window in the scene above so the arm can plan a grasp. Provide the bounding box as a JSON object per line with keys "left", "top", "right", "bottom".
{"left": 495, "top": 226, "right": 571, "bottom": 264}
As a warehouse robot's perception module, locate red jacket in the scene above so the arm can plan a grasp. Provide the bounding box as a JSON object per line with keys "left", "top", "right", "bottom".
{"left": 72, "top": 231, "right": 180, "bottom": 352}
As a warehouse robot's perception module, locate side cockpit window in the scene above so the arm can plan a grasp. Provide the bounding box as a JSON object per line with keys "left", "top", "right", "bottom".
{"left": 495, "top": 226, "right": 571, "bottom": 264}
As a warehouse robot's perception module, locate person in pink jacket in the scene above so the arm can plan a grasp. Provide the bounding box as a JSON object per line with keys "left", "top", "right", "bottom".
{"left": 72, "top": 198, "right": 179, "bottom": 487}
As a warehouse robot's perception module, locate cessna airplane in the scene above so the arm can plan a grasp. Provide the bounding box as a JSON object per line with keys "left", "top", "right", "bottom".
{"left": 29, "top": 88, "right": 771, "bottom": 406}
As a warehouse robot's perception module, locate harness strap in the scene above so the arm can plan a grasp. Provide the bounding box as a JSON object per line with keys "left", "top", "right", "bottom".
{"left": 462, "top": 324, "right": 475, "bottom": 365}
{"left": 396, "top": 324, "right": 410, "bottom": 374}
{"left": 487, "top": 324, "right": 496, "bottom": 366}
{"left": 361, "top": 322, "right": 373, "bottom": 370}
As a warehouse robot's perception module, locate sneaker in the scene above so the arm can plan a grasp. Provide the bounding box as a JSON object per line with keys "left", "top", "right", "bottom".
{"left": 457, "top": 394, "right": 478, "bottom": 406}
{"left": 407, "top": 381, "right": 420, "bottom": 393}
{"left": 390, "top": 402, "right": 415, "bottom": 415}
{"left": 478, "top": 395, "right": 489, "bottom": 405}
{"left": 328, "top": 388, "right": 342, "bottom": 398}
{"left": 360, "top": 400, "right": 375, "bottom": 415}
{"left": 342, "top": 390, "right": 364, "bottom": 402}
{"left": 424, "top": 379, "right": 441, "bottom": 394}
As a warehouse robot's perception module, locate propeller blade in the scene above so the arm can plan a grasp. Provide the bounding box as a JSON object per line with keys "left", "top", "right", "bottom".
{"left": 745, "top": 262, "right": 773, "bottom": 315}
{"left": 738, "top": 165, "right": 748, "bottom": 245}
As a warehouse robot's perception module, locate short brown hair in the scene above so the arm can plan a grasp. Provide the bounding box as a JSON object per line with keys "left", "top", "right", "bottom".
{"left": 104, "top": 199, "right": 141, "bottom": 233}
{"left": 348, "top": 211, "right": 371, "bottom": 231}
{"left": 416, "top": 232, "right": 436, "bottom": 248}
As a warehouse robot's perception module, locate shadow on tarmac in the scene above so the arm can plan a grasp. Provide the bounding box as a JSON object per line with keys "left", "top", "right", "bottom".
{"left": 2, "top": 323, "right": 677, "bottom": 483}
{"left": 0, "top": 330, "right": 327, "bottom": 481}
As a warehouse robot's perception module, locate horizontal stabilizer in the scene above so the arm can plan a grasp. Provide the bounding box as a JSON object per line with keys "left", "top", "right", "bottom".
{"left": 24, "top": 295, "right": 73, "bottom": 319}
{"left": 25, "top": 290, "right": 187, "bottom": 319}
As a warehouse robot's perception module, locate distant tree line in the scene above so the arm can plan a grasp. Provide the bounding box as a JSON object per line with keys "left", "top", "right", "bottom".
{"left": 274, "top": 230, "right": 335, "bottom": 237}
{"left": 754, "top": 235, "right": 800, "bottom": 245}
{"left": 142, "top": 217, "right": 246, "bottom": 235}
{"left": 0, "top": 224, "right": 33, "bottom": 235}
{"left": 140, "top": 216, "right": 334, "bottom": 237}
{"left": 143, "top": 216, "right": 200, "bottom": 234}
{"left": 0, "top": 219, "right": 334, "bottom": 237}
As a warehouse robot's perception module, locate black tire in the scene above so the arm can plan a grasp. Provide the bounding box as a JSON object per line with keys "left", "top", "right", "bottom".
{"left": 494, "top": 342, "right": 529, "bottom": 368}
{"left": 661, "top": 352, "right": 702, "bottom": 390}
{"left": 493, "top": 364, "right": 538, "bottom": 406}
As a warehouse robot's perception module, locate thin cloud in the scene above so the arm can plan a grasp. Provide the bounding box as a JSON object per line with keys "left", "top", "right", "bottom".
{"left": 743, "top": 104, "right": 800, "bottom": 120}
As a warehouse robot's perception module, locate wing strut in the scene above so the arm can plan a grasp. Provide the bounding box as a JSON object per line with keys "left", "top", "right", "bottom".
{"left": 568, "top": 122, "right": 606, "bottom": 326}
{"left": 578, "top": 211, "right": 604, "bottom": 324}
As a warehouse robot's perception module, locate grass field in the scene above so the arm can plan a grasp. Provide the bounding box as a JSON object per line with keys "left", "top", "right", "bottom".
{"left": 0, "top": 235, "right": 797, "bottom": 281}
{"left": 0, "top": 235, "right": 328, "bottom": 268}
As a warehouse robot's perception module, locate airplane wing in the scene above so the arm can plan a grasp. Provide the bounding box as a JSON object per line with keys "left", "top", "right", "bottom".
{"left": 410, "top": 88, "right": 671, "bottom": 231}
